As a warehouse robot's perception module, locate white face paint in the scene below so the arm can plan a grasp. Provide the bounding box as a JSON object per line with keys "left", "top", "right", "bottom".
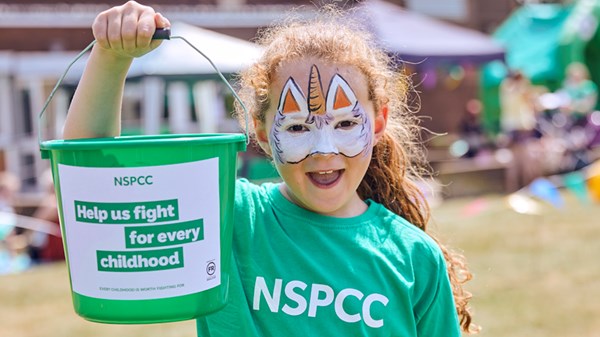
{"left": 270, "top": 66, "right": 373, "bottom": 164}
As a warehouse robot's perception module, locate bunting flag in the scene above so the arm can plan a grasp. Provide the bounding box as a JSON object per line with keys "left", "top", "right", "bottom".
{"left": 588, "top": 160, "right": 600, "bottom": 202}
{"left": 506, "top": 193, "right": 542, "bottom": 215}
{"left": 563, "top": 171, "right": 590, "bottom": 204}
{"left": 502, "top": 160, "right": 600, "bottom": 215}
{"left": 529, "top": 177, "right": 564, "bottom": 208}
{"left": 461, "top": 197, "right": 490, "bottom": 217}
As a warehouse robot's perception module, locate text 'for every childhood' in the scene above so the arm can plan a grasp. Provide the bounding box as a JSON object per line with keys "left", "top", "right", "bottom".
{"left": 74, "top": 199, "right": 204, "bottom": 272}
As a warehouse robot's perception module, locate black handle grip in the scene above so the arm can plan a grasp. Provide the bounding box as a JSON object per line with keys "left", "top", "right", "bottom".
{"left": 152, "top": 27, "right": 171, "bottom": 40}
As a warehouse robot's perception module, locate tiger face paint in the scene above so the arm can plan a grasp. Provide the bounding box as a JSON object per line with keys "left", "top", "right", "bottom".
{"left": 270, "top": 65, "right": 373, "bottom": 164}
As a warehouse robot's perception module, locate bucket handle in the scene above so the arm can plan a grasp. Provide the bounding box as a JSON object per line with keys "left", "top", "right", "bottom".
{"left": 38, "top": 28, "right": 250, "bottom": 146}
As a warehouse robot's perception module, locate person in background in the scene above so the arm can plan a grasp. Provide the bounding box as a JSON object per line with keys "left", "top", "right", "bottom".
{"left": 499, "top": 69, "right": 538, "bottom": 143}
{"left": 458, "top": 98, "right": 488, "bottom": 158}
{"left": 499, "top": 70, "right": 545, "bottom": 187}
{"left": 0, "top": 172, "right": 19, "bottom": 239}
{"left": 559, "top": 62, "right": 598, "bottom": 128}
{"left": 0, "top": 172, "right": 32, "bottom": 274}
{"left": 552, "top": 62, "right": 599, "bottom": 171}
{"left": 31, "top": 169, "right": 64, "bottom": 263}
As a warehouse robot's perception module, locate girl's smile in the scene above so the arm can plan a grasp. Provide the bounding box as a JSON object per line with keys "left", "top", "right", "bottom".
{"left": 306, "top": 168, "right": 344, "bottom": 188}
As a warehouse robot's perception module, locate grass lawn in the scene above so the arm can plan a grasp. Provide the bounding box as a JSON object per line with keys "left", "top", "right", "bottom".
{"left": 431, "top": 192, "right": 600, "bottom": 336}
{"left": 1, "top": 191, "right": 599, "bottom": 337}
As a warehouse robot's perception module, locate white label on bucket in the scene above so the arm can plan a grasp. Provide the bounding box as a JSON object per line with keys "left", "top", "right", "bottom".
{"left": 57, "top": 158, "right": 221, "bottom": 300}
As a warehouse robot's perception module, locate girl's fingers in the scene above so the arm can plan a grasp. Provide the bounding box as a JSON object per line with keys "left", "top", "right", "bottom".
{"left": 137, "top": 11, "right": 158, "bottom": 49}
{"left": 106, "top": 10, "right": 124, "bottom": 51}
{"left": 121, "top": 8, "right": 141, "bottom": 52}
{"left": 155, "top": 12, "right": 170, "bottom": 29}
{"left": 91, "top": 1, "right": 167, "bottom": 56}
{"left": 148, "top": 12, "right": 170, "bottom": 49}
{"left": 92, "top": 12, "right": 110, "bottom": 49}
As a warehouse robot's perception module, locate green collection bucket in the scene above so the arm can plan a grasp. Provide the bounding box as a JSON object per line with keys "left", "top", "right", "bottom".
{"left": 38, "top": 29, "right": 247, "bottom": 324}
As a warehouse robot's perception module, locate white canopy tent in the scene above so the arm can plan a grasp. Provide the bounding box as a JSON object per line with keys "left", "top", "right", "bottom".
{"left": 0, "top": 22, "right": 263, "bottom": 197}
{"left": 122, "top": 22, "right": 263, "bottom": 135}
{"left": 128, "top": 22, "right": 263, "bottom": 77}
{"left": 55, "top": 22, "right": 263, "bottom": 135}
{"left": 1, "top": 21, "right": 263, "bottom": 138}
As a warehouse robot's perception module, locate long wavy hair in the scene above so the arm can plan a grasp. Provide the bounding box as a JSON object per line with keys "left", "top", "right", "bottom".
{"left": 235, "top": 7, "right": 478, "bottom": 333}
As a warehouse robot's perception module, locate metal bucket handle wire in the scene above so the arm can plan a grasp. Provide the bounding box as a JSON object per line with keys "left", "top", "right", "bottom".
{"left": 38, "top": 28, "right": 250, "bottom": 147}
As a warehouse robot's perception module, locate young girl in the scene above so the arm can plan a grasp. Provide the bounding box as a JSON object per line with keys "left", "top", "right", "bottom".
{"left": 64, "top": 1, "right": 476, "bottom": 335}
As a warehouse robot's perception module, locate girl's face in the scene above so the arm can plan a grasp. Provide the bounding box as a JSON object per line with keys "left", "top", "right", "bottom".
{"left": 255, "top": 58, "right": 387, "bottom": 217}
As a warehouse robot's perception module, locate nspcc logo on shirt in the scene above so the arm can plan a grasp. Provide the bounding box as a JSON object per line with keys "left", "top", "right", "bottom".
{"left": 252, "top": 276, "right": 389, "bottom": 328}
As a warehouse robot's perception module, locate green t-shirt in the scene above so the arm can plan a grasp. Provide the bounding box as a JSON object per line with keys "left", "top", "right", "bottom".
{"left": 564, "top": 79, "right": 598, "bottom": 115}
{"left": 197, "top": 179, "right": 460, "bottom": 336}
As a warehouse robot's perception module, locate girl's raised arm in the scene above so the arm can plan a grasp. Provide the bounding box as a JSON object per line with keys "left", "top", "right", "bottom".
{"left": 63, "top": 1, "right": 169, "bottom": 139}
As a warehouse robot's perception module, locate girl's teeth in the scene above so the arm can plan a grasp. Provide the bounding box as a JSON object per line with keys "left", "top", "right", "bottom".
{"left": 309, "top": 170, "right": 341, "bottom": 186}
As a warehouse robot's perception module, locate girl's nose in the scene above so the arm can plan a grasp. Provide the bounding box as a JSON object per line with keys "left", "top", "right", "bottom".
{"left": 310, "top": 130, "right": 339, "bottom": 157}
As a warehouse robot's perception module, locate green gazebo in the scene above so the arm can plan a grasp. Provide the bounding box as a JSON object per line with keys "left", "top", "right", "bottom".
{"left": 481, "top": 0, "right": 600, "bottom": 133}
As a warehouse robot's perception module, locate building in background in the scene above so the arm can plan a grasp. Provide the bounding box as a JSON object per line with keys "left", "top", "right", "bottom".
{"left": 0, "top": 0, "right": 516, "bottom": 204}
{"left": 0, "top": 0, "right": 324, "bottom": 208}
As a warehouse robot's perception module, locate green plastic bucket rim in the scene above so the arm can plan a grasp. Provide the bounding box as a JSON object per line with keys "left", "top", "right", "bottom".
{"left": 39, "top": 133, "right": 247, "bottom": 159}
{"left": 38, "top": 28, "right": 250, "bottom": 152}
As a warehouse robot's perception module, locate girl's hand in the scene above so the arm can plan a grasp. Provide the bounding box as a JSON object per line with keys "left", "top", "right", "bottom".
{"left": 92, "top": 0, "right": 170, "bottom": 60}
{"left": 64, "top": 1, "right": 170, "bottom": 139}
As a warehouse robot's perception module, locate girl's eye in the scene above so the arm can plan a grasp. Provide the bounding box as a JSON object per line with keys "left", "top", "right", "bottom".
{"left": 287, "top": 124, "right": 308, "bottom": 132}
{"left": 336, "top": 120, "right": 358, "bottom": 129}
